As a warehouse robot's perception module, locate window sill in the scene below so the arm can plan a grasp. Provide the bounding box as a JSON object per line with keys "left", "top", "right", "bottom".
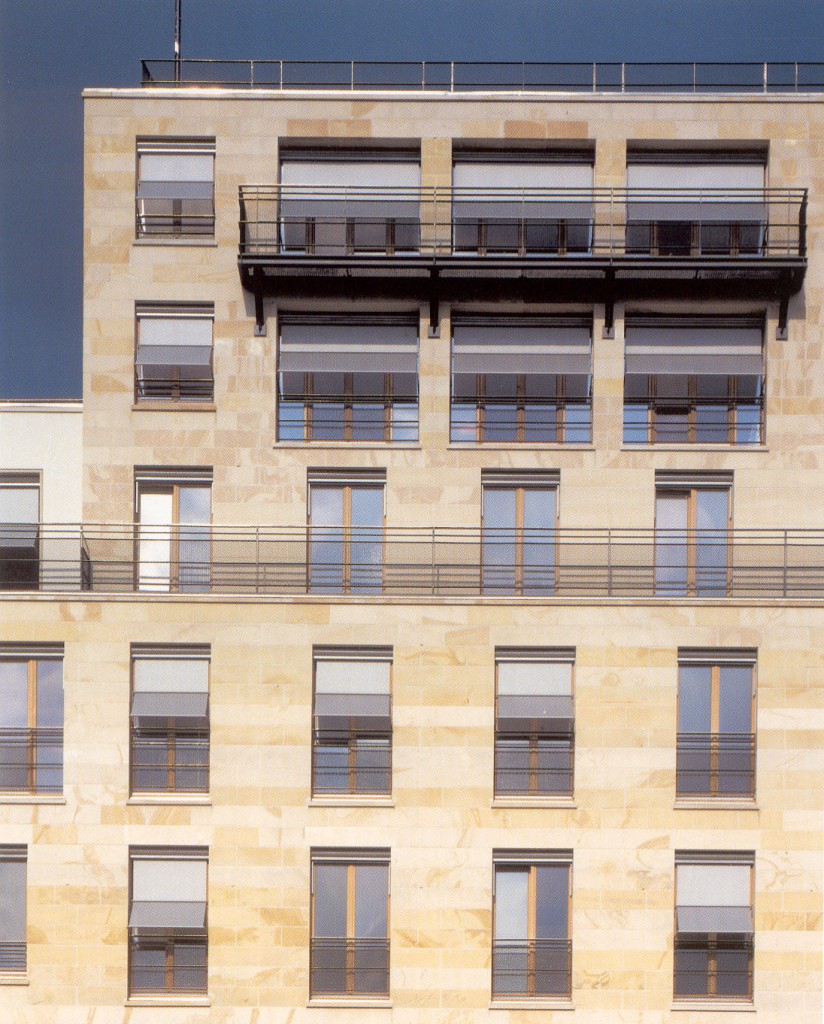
{"left": 275, "top": 442, "right": 421, "bottom": 450}
{"left": 492, "top": 797, "right": 576, "bottom": 809}
{"left": 622, "top": 444, "right": 768, "bottom": 453}
{"left": 449, "top": 443, "right": 594, "bottom": 451}
{"left": 674, "top": 798, "right": 758, "bottom": 811}
{"left": 672, "top": 1000, "right": 754, "bottom": 1012}
{"left": 133, "top": 238, "right": 217, "bottom": 247}
{"left": 132, "top": 402, "right": 216, "bottom": 412}
{"left": 309, "top": 796, "right": 394, "bottom": 808}
{"left": 0, "top": 973, "right": 28, "bottom": 986}
{"left": 308, "top": 998, "right": 392, "bottom": 1008}
{"left": 126, "top": 996, "right": 211, "bottom": 1007}
{"left": 128, "top": 795, "right": 211, "bottom": 806}
{"left": 0, "top": 795, "right": 65, "bottom": 805}
{"left": 490, "top": 998, "right": 573, "bottom": 1010}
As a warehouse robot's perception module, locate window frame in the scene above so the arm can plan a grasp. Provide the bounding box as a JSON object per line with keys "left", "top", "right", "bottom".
{"left": 128, "top": 846, "right": 209, "bottom": 998}
{"left": 0, "top": 644, "right": 63, "bottom": 796}
{"left": 0, "top": 845, "right": 26, "bottom": 977}
{"left": 135, "top": 138, "right": 216, "bottom": 240}
{"left": 654, "top": 476, "right": 732, "bottom": 597}
{"left": 676, "top": 651, "right": 756, "bottom": 800}
{"left": 134, "top": 470, "right": 213, "bottom": 593}
{"left": 0, "top": 472, "right": 41, "bottom": 591}
{"left": 310, "top": 849, "right": 391, "bottom": 999}
{"left": 491, "top": 851, "right": 573, "bottom": 1000}
{"left": 674, "top": 853, "right": 754, "bottom": 1001}
{"left": 481, "top": 474, "right": 559, "bottom": 596}
{"left": 307, "top": 473, "right": 386, "bottom": 595}
{"left": 312, "top": 648, "right": 393, "bottom": 798}
{"left": 494, "top": 649, "right": 575, "bottom": 798}
{"left": 134, "top": 303, "right": 215, "bottom": 404}
{"left": 130, "top": 645, "right": 210, "bottom": 797}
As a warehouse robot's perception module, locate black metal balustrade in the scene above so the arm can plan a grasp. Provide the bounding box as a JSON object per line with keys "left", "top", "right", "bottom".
{"left": 674, "top": 936, "right": 753, "bottom": 999}
{"left": 494, "top": 735, "right": 574, "bottom": 796}
{"left": 0, "top": 943, "right": 26, "bottom": 973}
{"left": 310, "top": 937, "right": 390, "bottom": 996}
{"left": 313, "top": 734, "right": 392, "bottom": 795}
{"left": 142, "top": 60, "right": 824, "bottom": 93}
{"left": 238, "top": 185, "right": 806, "bottom": 260}
{"left": 129, "top": 932, "right": 208, "bottom": 994}
{"left": 4, "top": 524, "right": 824, "bottom": 599}
{"left": 130, "top": 731, "right": 210, "bottom": 794}
{"left": 0, "top": 728, "right": 63, "bottom": 793}
{"left": 676, "top": 733, "right": 756, "bottom": 797}
{"left": 492, "top": 938, "right": 572, "bottom": 997}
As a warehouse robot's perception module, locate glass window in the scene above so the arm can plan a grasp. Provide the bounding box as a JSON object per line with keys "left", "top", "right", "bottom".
{"left": 674, "top": 856, "right": 754, "bottom": 1000}
{"left": 495, "top": 651, "right": 574, "bottom": 797}
{"left": 136, "top": 140, "right": 215, "bottom": 238}
{"left": 623, "top": 318, "right": 763, "bottom": 445}
{"left": 313, "top": 651, "right": 391, "bottom": 797}
{"left": 677, "top": 654, "right": 755, "bottom": 798}
{"left": 482, "top": 478, "right": 557, "bottom": 595}
{"left": 0, "top": 846, "right": 26, "bottom": 975}
{"left": 0, "top": 476, "right": 40, "bottom": 590}
{"left": 135, "top": 305, "right": 214, "bottom": 402}
{"left": 308, "top": 478, "right": 384, "bottom": 594}
{"left": 0, "top": 649, "right": 63, "bottom": 795}
{"left": 128, "top": 848, "right": 208, "bottom": 996}
{"left": 655, "top": 484, "right": 730, "bottom": 596}
{"left": 492, "top": 857, "right": 571, "bottom": 998}
{"left": 451, "top": 320, "right": 591, "bottom": 444}
{"left": 136, "top": 474, "right": 211, "bottom": 593}
{"left": 310, "top": 853, "right": 390, "bottom": 998}
{"left": 130, "top": 647, "right": 210, "bottom": 795}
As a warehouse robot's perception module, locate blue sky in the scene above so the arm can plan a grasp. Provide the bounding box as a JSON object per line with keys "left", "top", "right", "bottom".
{"left": 1, "top": 0, "right": 823, "bottom": 398}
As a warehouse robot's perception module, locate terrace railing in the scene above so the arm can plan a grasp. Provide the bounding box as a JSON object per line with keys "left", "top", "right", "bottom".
{"left": 142, "top": 60, "right": 824, "bottom": 93}
{"left": 4, "top": 524, "right": 824, "bottom": 599}
{"left": 238, "top": 186, "right": 807, "bottom": 261}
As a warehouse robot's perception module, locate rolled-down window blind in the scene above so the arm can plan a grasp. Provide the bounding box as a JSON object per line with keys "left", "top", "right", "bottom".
{"left": 137, "top": 314, "right": 213, "bottom": 369}
{"left": 131, "top": 656, "right": 209, "bottom": 722}
{"left": 130, "top": 855, "right": 207, "bottom": 929}
{"left": 497, "top": 658, "right": 573, "bottom": 731}
{"left": 315, "top": 657, "right": 391, "bottom": 731}
{"left": 138, "top": 151, "right": 214, "bottom": 201}
{"left": 627, "top": 163, "right": 764, "bottom": 223}
{"left": 453, "top": 161, "right": 592, "bottom": 220}
{"left": 453, "top": 322, "right": 591, "bottom": 376}
{"left": 280, "top": 321, "right": 418, "bottom": 375}
{"left": 676, "top": 863, "right": 753, "bottom": 935}
{"left": 624, "top": 322, "right": 762, "bottom": 376}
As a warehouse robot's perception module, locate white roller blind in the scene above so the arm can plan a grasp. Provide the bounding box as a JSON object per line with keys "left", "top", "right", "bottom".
{"left": 627, "top": 164, "right": 764, "bottom": 192}
{"left": 0, "top": 486, "right": 38, "bottom": 523}
{"left": 280, "top": 322, "right": 418, "bottom": 374}
{"left": 453, "top": 323, "right": 590, "bottom": 376}
{"left": 625, "top": 324, "right": 762, "bottom": 376}
{"left": 132, "top": 857, "right": 207, "bottom": 903}
{"left": 137, "top": 316, "right": 213, "bottom": 368}
{"left": 140, "top": 154, "right": 214, "bottom": 182}
{"left": 315, "top": 659, "right": 390, "bottom": 695}
{"left": 453, "top": 161, "right": 592, "bottom": 191}
{"left": 677, "top": 864, "right": 751, "bottom": 907}
{"left": 497, "top": 661, "right": 572, "bottom": 696}
{"left": 133, "top": 658, "right": 209, "bottom": 693}
{"left": 281, "top": 159, "right": 420, "bottom": 193}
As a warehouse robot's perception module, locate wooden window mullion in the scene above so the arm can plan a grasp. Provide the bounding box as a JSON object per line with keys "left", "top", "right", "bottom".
{"left": 687, "top": 489, "right": 698, "bottom": 596}
{"left": 516, "top": 375, "right": 526, "bottom": 443}
{"left": 557, "top": 375, "right": 567, "bottom": 443}
{"left": 167, "top": 725, "right": 176, "bottom": 792}
{"left": 342, "top": 487, "right": 352, "bottom": 593}
{"left": 171, "top": 485, "right": 181, "bottom": 592}
{"left": 710, "top": 664, "right": 721, "bottom": 794}
{"left": 165, "top": 936, "right": 175, "bottom": 992}
{"left": 477, "top": 375, "right": 485, "bottom": 443}
{"left": 515, "top": 488, "right": 525, "bottom": 595}
{"left": 346, "top": 865, "right": 357, "bottom": 993}
{"left": 728, "top": 375, "right": 737, "bottom": 444}
{"left": 343, "top": 373, "right": 353, "bottom": 441}
{"left": 527, "top": 866, "right": 537, "bottom": 995}
{"left": 27, "top": 659, "right": 37, "bottom": 791}
{"left": 305, "top": 372, "right": 314, "bottom": 442}
{"left": 384, "top": 372, "right": 392, "bottom": 443}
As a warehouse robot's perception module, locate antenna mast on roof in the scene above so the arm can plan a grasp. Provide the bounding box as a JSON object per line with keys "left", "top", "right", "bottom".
{"left": 174, "top": 0, "right": 182, "bottom": 83}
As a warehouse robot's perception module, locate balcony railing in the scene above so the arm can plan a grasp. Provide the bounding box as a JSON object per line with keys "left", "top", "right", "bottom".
{"left": 142, "top": 60, "right": 824, "bottom": 93}
{"left": 674, "top": 936, "right": 753, "bottom": 999}
{"left": 239, "top": 185, "right": 806, "bottom": 261}
{"left": 313, "top": 734, "right": 392, "bottom": 796}
{"left": 0, "top": 942, "right": 26, "bottom": 973}
{"left": 310, "top": 937, "right": 390, "bottom": 997}
{"left": 676, "top": 733, "right": 755, "bottom": 797}
{"left": 128, "top": 932, "right": 207, "bottom": 995}
{"left": 494, "top": 735, "right": 574, "bottom": 796}
{"left": 5, "top": 524, "right": 824, "bottom": 599}
{"left": 492, "top": 938, "right": 572, "bottom": 997}
{"left": 0, "top": 727, "right": 63, "bottom": 794}
{"left": 130, "top": 731, "right": 210, "bottom": 794}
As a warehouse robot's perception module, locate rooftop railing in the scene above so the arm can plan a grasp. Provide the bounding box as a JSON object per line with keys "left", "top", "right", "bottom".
{"left": 142, "top": 60, "right": 824, "bottom": 93}
{"left": 238, "top": 186, "right": 807, "bottom": 261}
{"left": 4, "top": 524, "right": 824, "bottom": 599}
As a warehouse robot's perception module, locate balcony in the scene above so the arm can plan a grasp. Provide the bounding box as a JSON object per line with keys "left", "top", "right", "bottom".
{"left": 238, "top": 185, "right": 806, "bottom": 334}
{"left": 4, "top": 524, "right": 824, "bottom": 599}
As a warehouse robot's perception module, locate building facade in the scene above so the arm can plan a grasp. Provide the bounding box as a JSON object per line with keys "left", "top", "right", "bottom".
{"left": 0, "top": 61, "right": 822, "bottom": 1022}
